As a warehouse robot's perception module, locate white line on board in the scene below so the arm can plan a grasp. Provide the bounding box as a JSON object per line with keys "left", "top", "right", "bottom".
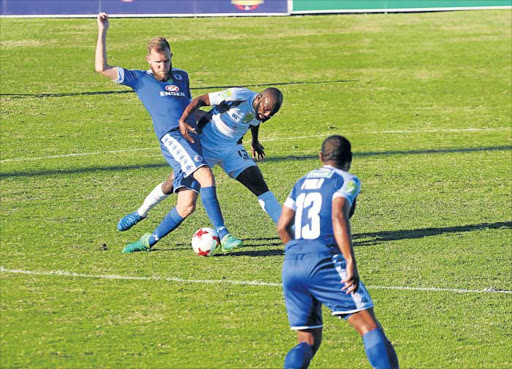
{"left": 0, "top": 127, "right": 509, "bottom": 163}
{"left": 1, "top": 267, "right": 510, "bottom": 294}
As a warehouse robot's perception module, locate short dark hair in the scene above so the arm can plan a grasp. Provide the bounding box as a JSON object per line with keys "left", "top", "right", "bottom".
{"left": 262, "top": 87, "right": 283, "bottom": 114}
{"left": 321, "top": 135, "right": 352, "bottom": 167}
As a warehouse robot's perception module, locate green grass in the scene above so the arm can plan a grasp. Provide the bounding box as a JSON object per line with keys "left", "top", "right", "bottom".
{"left": 1, "top": 9, "right": 511, "bottom": 369}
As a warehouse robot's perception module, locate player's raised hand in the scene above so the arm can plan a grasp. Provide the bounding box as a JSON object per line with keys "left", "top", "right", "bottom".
{"left": 251, "top": 141, "right": 265, "bottom": 161}
{"left": 97, "top": 12, "right": 109, "bottom": 31}
{"left": 341, "top": 262, "right": 360, "bottom": 295}
{"left": 179, "top": 119, "right": 197, "bottom": 143}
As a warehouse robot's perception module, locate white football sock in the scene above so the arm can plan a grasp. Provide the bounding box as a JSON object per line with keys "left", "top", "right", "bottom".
{"left": 137, "top": 182, "right": 169, "bottom": 218}
{"left": 257, "top": 191, "right": 282, "bottom": 224}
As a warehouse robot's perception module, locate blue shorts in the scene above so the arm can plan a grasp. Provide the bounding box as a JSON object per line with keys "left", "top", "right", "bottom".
{"left": 282, "top": 252, "right": 374, "bottom": 330}
{"left": 200, "top": 135, "right": 257, "bottom": 179}
{"left": 160, "top": 129, "right": 207, "bottom": 193}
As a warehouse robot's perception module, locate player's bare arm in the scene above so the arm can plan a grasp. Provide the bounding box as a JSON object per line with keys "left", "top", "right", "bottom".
{"left": 277, "top": 206, "right": 295, "bottom": 244}
{"left": 332, "top": 196, "right": 360, "bottom": 294}
{"left": 95, "top": 12, "right": 118, "bottom": 80}
{"left": 179, "top": 94, "right": 211, "bottom": 143}
{"left": 250, "top": 125, "right": 265, "bottom": 161}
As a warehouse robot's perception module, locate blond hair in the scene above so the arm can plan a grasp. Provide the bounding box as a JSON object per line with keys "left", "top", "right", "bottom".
{"left": 147, "top": 36, "right": 170, "bottom": 54}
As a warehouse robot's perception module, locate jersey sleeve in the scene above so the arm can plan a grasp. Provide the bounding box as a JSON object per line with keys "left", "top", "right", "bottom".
{"left": 283, "top": 183, "right": 299, "bottom": 211}
{"left": 208, "top": 88, "right": 249, "bottom": 106}
{"left": 333, "top": 175, "right": 361, "bottom": 206}
{"left": 114, "top": 67, "right": 140, "bottom": 89}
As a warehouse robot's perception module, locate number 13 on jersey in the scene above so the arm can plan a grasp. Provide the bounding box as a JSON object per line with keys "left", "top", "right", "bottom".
{"left": 294, "top": 192, "right": 322, "bottom": 239}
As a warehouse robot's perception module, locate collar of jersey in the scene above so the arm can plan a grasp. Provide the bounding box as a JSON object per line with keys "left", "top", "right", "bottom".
{"left": 323, "top": 165, "right": 348, "bottom": 176}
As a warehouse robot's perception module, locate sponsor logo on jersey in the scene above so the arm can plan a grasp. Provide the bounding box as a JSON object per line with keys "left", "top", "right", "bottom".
{"left": 173, "top": 73, "right": 182, "bottom": 80}
{"left": 231, "top": 112, "right": 241, "bottom": 121}
{"left": 165, "top": 85, "right": 179, "bottom": 92}
{"left": 194, "top": 155, "right": 203, "bottom": 162}
{"left": 160, "top": 84, "right": 186, "bottom": 97}
{"left": 232, "top": 0, "right": 263, "bottom": 11}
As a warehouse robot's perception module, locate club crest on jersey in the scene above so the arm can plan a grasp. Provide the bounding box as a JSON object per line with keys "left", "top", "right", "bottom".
{"left": 160, "top": 85, "right": 186, "bottom": 97}
{"left": 243, "top": 113, "right": 254, "bottom": 123}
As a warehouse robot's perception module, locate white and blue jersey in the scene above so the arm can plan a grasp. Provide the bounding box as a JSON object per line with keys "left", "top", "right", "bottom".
{"left": 198, "top": 88, "right": 261, "bottom": 178}
{"left": 115, "top": 67, "right": 193, "bottom": 139}
{"left": 201, "top": 88, "right": 260, "bottom": 146}
{"left": 282, "top": 165, "right": 374, "bottom": 330}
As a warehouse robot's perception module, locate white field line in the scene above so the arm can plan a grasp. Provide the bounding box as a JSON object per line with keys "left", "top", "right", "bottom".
{"left": 0, "top": 127, "right": 509, "bottom": 164}
{"left": 1, "top": 267, "right": 511, "bottom": 295}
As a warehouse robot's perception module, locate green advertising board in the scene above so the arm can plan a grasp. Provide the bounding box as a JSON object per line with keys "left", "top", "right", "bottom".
{"left": 293, "top": 0, "right": 512, "bottom": 12}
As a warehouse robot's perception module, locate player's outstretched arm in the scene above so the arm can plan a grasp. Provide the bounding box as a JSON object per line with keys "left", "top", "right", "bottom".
{"left": 95, "top": 12, "right": 118, "bottom": 80}
{"left": 332, "top": 197, "right": 360, "bottom": 294}
{"left": 179, "top": 94, "right": 210, "bottom": 143}
{"left": 250, "top": 126, "right": 265, "bottom": 161}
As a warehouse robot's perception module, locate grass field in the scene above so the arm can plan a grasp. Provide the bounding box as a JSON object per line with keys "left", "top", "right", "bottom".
{"left": 1, "top": 9, "right": 511, "bottom": 369}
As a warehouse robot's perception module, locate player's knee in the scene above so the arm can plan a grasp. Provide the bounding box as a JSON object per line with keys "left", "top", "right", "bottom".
{"left": 161, "top": 180, "right": 174, "bottom": 194}
{"left": 177, "top": 202, "right": 196, "bottom": 217}
{"left": 193, "top": 166, "right": 215, "bottom": 187}
{"left": 237, "top": 168, "right": 268, "bottom": 196}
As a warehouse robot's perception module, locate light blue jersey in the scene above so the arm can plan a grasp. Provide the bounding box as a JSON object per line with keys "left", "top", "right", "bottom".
{"left": 283, "top": 165, "right": 361, "bottom": 255}
{"left": 201, "top": 88, "right": 260, "bottom": 146}
{"left": 115, "top": 67, "right": 192, "bottom": 139}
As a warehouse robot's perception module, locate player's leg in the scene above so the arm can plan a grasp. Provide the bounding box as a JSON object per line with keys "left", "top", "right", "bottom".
{"left": 123, "top": 188, "right": 197, "bottom": 253}
{"left": 283, "top": 254, "right": 323, "bottom": 369}
{"left": 146, "top": 188, "right": 196, "bottom": 246}
{"left": 190, "top": 161, "right": 242, "bottom": 252}
{"left": 234, "top": 166, "right": 282, "bottom": 224}
{"left": 117, "top": 174, "right": 174, "bottom": 231}
{"left": 347, "top": 308, "right": 399, "bottom": 369}
{"left": 284, "top": 328, "right": 321, "bottom": 369}
{"left": 220, "top": 145, "right": 282, "bottom": 224}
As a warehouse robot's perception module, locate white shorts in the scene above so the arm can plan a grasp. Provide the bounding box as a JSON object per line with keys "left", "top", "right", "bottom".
{"left": 201, "top": 137, "right": 257, "bottom": 179}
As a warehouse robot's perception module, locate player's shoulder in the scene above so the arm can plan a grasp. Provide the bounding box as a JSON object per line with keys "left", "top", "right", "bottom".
{"left": 228, "top": 87, "right": 256, "bottom": 101}
{"left": 325, "top": 166, "right": 360, "bottom": 183}
{"left": 171, "top": 68, "right": 189, "bottom": 80}
{"left": 330, "top": 168, "right": 361, "bottom": 200}
{"left": 115, "top": 67, "right": 147, "bottom": 84}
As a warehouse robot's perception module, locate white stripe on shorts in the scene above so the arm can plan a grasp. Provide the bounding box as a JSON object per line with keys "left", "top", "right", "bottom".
{"left": 333, "top": 256, "right": 373, "bottom": 311}
{"left": 290, "top": 324, "right": 323, "bottom": 331}
{"left": 161, "top": 133, "right": 197, "bottom": 177}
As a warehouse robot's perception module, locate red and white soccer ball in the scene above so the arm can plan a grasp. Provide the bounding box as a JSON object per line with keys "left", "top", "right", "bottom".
{"left": 191, "top": 227, "right": 220, "bottom": 257}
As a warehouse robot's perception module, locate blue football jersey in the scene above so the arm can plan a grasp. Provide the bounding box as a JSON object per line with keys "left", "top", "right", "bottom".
{"left": 115, "top": 67, "right": 192, "bottom": 139}
{"left": 283, "top": 165, "right": 361, "bottom": 254}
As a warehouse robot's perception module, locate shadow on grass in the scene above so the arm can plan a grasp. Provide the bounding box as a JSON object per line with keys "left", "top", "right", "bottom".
{"left": 0, "top": 79, "right": 356, "bottom": 99}
{"left": 2, "top": 146, "right": 510, "bottom": 179}
{"left": 353, "top": 221, "right": 512, "bottom": 247}
{"left": 150, "top": 221, "right": 511, "bottom": 256}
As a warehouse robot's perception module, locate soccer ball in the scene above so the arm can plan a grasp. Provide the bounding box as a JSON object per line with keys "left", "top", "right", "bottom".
{"left": 191, "top": 227, "right": 220, "bottom": 257}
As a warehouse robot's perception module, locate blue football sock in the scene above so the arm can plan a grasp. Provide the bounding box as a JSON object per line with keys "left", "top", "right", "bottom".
{"left": 362, "top": 328, "right": 399, "bottom": 369}
{"left": 284, "top": 342, "right": 313, "bottom": 369}
{"left": 148, "top": 207, "right": 184, "bottom": 246}
{"left": 200, "top": 186, "right": 228, "bottom": 239}
{"left": 257, "top": 190, "right": 282, "bottom": 224}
